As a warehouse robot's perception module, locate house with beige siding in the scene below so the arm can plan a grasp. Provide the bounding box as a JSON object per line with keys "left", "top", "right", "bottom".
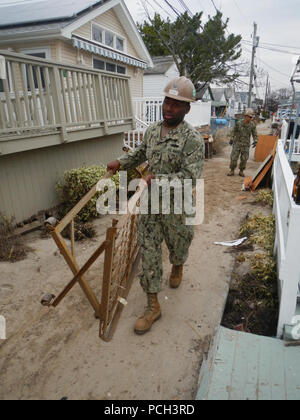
{"left": 0, "top": 0, "right": 152, "bottom": 223}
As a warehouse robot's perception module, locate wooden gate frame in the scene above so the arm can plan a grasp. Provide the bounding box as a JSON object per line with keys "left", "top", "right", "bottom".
{"left": 44, "top": 171, "right": 147, "bottom": 342}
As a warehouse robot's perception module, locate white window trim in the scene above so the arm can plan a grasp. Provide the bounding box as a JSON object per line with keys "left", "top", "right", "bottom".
{"left": 91, "top": 22, "right": 127, "bottom": 54}
{"left": 92, "top": 56, "right": 127, "bottom": 75}
{"left": 20, "top": 47, "right": 51, "bottom": 60}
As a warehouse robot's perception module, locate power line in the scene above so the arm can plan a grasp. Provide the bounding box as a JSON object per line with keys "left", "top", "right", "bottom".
{"left": 210, "top": 0, "right": 218, "bottom": 13}
{"left": 232, "top": 0, "right": 252, "bottom": 27}
{"left": 177, "top": 0, "right": 193, "bottom": 16}
{"left": 243, "top": 39, "right": 300, "bottom": 51}
{"left": 142, "top": 0, "right": 175, "bottom": 19}
{"left": 242, "top": 40, "right": 300, "bottom": 56}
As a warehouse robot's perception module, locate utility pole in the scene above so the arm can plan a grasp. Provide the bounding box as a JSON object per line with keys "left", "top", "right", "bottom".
{"left": 248, "top": 22, "right": 259, "bottom": 108}
{"left": 264, "top": 73, "right": 269, "bottom": 111}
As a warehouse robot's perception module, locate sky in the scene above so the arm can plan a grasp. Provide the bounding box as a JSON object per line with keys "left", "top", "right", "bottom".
{"left": 124, "top": 0, "right": 300, "bottom": 97}
{"left": 0, "top": 0, "right": 299, "bottom": 97}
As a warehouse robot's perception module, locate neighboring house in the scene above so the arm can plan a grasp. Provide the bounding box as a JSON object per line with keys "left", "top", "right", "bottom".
{"left": 211, "top": 88, "right": 227, "bottom": 117}
{"left": 196, "top": 83, "right": 214, "bottom": 102}
{"left": 143, "top": 56, "right": 179, "bottom": 98}
{"left": 0, "top": 0, "right": 153, "bottom": 223}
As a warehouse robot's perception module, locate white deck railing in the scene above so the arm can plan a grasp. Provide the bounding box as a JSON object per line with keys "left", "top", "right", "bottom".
{"left": 273, "top": 140, "right": 300, "bottom": 338}
{"left": 124, "top": 117, "right": 149, "bottom": 151}
{"left": 132, "top": 97, "right": 163, "bottom": 125}
{"left": 0, "top": 50, "right": 134, "bottom": 149}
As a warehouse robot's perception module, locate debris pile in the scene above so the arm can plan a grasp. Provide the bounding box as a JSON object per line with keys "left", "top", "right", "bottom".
{"left": 0, "top": 213, "right": 28, "bottom": 262}
{"left": 222, "top": 208, "right": 278, "bottom": 336}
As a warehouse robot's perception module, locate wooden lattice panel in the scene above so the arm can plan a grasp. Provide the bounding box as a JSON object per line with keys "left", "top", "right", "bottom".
{"left": 99, "top": 212, "right": 140, "bottom": 340}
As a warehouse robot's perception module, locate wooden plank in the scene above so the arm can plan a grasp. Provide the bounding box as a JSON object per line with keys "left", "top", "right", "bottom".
{"left": 50, "top": 230, "right": 100, "bottom": 314}
{"left": 27, "top": 64, "right": 40, "bottom": 126}
{"left": 99, "top": 226, "right": 116, "bottom": 333}
{"left": 11, "top": 62, "right": 24, "bottom": 128}
{"left": 60, "top": 69, "right": 70, "bottom": 124}
{"left": 255, "top": 135, "right": 278, "bottom": 162}
{"left": 208, "top": 328, "right": 237, "bottom": 400}
{"left": 72, "top": 71, "right": 82, "bottom": 122}
{"left": 98, "top": 75, "right": 108, "bottom": 133}
{"left": 43, "top": 67, "right": 55, "bottom": 125}
{"left": 66, "top": 70, "right": 76, "bottom": 123}
{"left": 77, "top": 72, "right": 87, "bottom": 123}
{"left": 0, "top": 97, "right": 7, "bottom": 129}
{"left": 3, "top": 70, "right": 16, "bottom": 128}
{"left": 36, "top": 66, "right": 47, "bottom": 125}
{"left": 50, "top": 239, "right": 109, "bottom": 308}
{"left": 87, "top": 73, "right": 96, "bottom": 122}
{"left": 199, "top": 327, "right": 300, "bottom": 400}
{"left": 51, "top": 67, "right": 67, "bottom": 142}
{"left": 20, "top": 63, "right": 32, "bottom": 127}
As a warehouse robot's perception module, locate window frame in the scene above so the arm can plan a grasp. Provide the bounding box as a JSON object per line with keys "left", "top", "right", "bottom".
{"left": 20, "top": 47, "right": 51, "bottom": 91}
{"left": 93, "top": 57, "right": 127, "bottom": 75}
{"left": 91, "top": 22, "right": 126, "bottom": 53}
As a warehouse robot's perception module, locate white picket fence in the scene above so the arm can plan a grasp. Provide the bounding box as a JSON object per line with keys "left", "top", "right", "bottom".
{"left": 125, "top": 97, "right": 212, "bottom": 150}
{"left": 273, "top": 140, "right": 300, "bottom": 338}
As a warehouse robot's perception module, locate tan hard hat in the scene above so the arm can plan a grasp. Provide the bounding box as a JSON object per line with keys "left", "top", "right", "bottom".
{"left": 164, "top": 76, "right": 196, "bottom": 103}
{"left": 245, "top": 108, "right": 254, "bottom": 117}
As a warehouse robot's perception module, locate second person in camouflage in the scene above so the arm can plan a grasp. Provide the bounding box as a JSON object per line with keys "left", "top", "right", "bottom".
{"left": 228, "top": 110, "right": 258, "bottom": 177}
{"left": 107, "top": 77, "right": 205, "bottom": 335}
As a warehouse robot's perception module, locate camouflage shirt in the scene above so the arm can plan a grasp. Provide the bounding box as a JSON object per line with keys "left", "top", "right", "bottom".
{"left": 232, "top": 120, "right": 258, "bottom": 147}
{"left": 118, "top": 120, "right": 205, "bottom": 184}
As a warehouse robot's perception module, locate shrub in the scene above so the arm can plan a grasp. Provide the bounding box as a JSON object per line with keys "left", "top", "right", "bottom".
{"left": 0, "top": 213, "right": 28, "bottom": 262}
{"left": 56, "top": 165, "right": 119, "bottom": 223}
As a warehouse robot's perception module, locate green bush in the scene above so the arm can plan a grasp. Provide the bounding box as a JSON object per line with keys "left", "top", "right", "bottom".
{"left": 56, "top": 165, "right": 119, "bottom": 223}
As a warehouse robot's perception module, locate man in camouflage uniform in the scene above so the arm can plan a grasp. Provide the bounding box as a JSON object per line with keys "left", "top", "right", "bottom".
{"left": 107, "top": 77, "right": 205, "bottom": 334}
{"left": 228, "top": 109, "right": 258, "bottom": 177}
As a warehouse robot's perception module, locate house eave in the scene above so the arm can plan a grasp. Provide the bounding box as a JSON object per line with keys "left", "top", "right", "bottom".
{"left": 0, "top": 29, "right": 64, "bottom": 45}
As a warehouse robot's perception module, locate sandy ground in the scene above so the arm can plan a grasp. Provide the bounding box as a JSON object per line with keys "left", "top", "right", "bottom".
{"left": 0, "top": 121, "right": 271, "bottom": 400}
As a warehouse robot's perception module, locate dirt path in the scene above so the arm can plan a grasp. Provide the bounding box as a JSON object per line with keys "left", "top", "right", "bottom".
{"left": 0, "top": 122, "right": 270, "bottom": 400}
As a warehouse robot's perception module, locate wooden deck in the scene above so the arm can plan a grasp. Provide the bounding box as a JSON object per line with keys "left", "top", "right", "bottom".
{"left": 197, "top": 327, "right": 300, "bottom": 400}
{"left": 0, "top": 50, "right": 134, "bottom": 155}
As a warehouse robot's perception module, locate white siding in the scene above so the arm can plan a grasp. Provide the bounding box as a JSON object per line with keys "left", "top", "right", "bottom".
{"left": 143, "top": 75, "right": 169, "bottom": 98}
{"left": 165, "top": 63, "right": 180, "bottom": 80}
{"left": 0, "top": 134, "right": 124, "bottom": 223}
{"left": 143, "top": 65, "right": 180, "bottom": 98}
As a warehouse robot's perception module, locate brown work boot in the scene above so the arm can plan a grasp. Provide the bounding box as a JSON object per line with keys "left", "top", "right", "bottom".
{"left": 227, "top": 170, "right": 235, "bottom": 176}
{"left": 169, "top": 264, "right": 183, "bottom": 288}
{"left": 239, "top": 171, "right": 245, "bottom": 177}
{"left": 134, "top": 293, "right": 161, "bottom": 335}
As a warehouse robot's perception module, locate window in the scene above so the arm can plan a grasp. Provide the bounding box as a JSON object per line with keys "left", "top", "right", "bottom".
{"left": 25, "top": 52, "right": 46, "bottom": 90}
{"left": 116, "top": 37, "right": 124, "bottom": 52}
{"left": 93, "top": 59, "right": 105, "bottom": 70}
{"left": 117, "top": 65, "right": 126, "bottom": 75}
{"left": 92, "top": 24, "right": 125, "bottom": 52}
{"left": 105, "top": 31, "right": 114, "bottom": 48}
{"left": 92, "top": 25, "right": 103, "bottom": 43}
{"left": 93, "top": 58, "right": 126, "bottom": 75}
{"left": 106, "top": 62, "right": 116, "bottom": 72}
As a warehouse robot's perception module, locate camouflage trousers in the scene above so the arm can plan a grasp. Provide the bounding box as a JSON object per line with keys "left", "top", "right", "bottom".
{"left": 230, "top": 143, "right": 250, "bottom": 171}
{"left": 138, "top": 213, "right": 194, "bottom": 294}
